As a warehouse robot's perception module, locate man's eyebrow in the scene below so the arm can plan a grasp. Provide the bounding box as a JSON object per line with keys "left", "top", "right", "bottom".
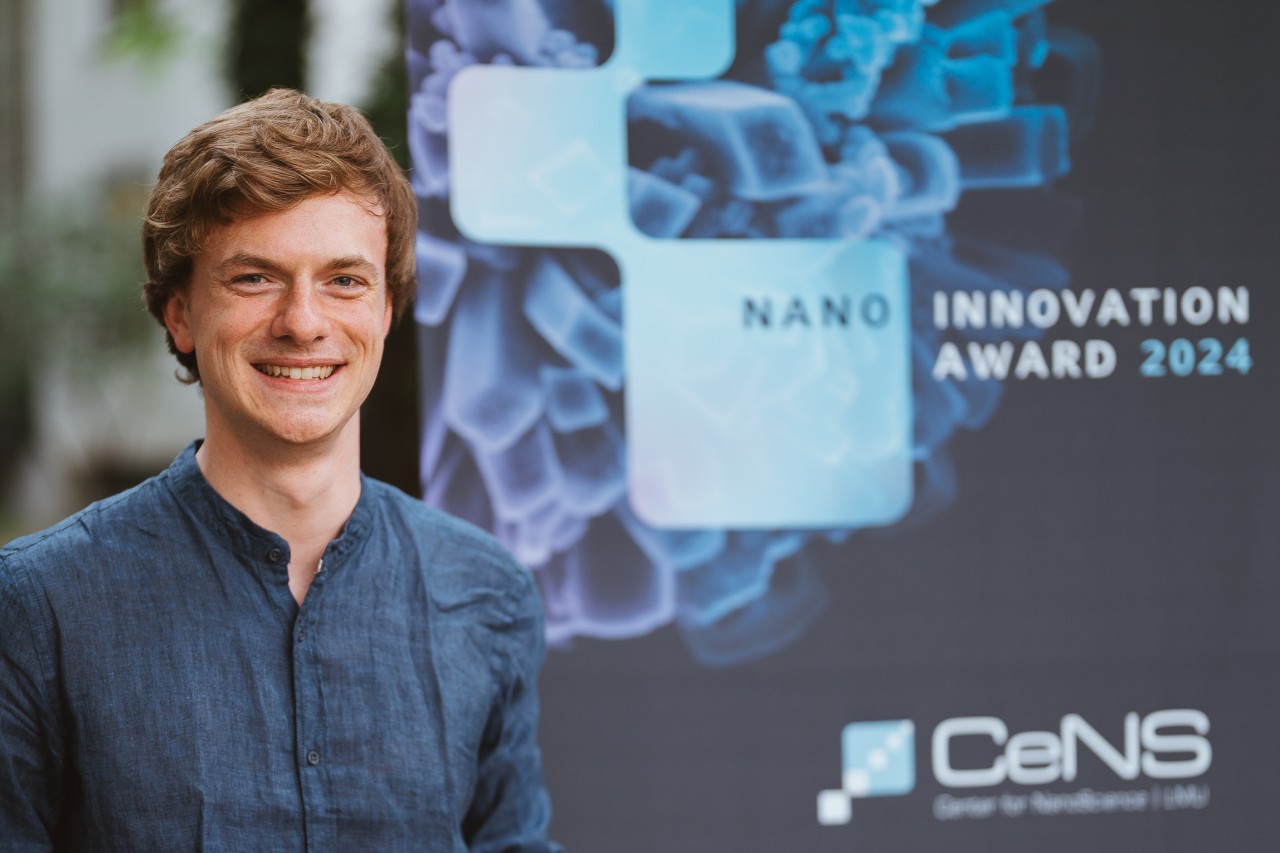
{"left": 211, "top": 252, "right": 282, "bottom": 276}
{"left": 211, "top": 252, "right": 381, "bottom": 279}
{"left": 326, "top": 256, "right": 381, "bottom": 278}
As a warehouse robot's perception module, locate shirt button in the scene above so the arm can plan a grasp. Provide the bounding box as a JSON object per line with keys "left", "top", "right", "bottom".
{"left": 267, "top": 547, "right": 283, "bottom": 563}
{"left": 306, "top": 750, "right": 321, "bottom": 766}
{"left": 296, "top": 628, "right": 305, "bottom": 643}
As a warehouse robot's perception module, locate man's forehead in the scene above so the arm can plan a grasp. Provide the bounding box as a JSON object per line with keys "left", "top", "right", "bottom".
{"left": 216, "top": 190, "right": 386, "bottom": 229}
{"left": 197, "top": 192, "right": 389, "bottom": 257}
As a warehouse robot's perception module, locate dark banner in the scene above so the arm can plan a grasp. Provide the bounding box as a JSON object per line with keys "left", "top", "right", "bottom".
{"left": 406, "top": 1, "right": 1279, "bottom": 849}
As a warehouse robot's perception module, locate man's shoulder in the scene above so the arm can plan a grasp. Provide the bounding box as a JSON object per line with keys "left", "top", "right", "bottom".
{"left": 0, "top": 472, "right": 171, "bottom": 586}
{"left": 363, "top": 478, "right": 541, "bottom": 619}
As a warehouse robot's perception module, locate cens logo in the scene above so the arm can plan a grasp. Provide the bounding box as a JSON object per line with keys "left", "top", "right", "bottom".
{"left": 818, "top": 710, "right": 1211, "bottom": 825}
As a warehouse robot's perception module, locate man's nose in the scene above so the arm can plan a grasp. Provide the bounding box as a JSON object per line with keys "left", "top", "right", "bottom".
{"left": 272, "top": 282, "right": 329, "bottom": 342}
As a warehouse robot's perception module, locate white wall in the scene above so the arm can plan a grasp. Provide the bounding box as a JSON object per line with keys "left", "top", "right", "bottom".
{"left": 309, "top": 0, "right": 399, "bottom": 106}
{"left": 26, "top": 0, "right": 232, "bottom": 198}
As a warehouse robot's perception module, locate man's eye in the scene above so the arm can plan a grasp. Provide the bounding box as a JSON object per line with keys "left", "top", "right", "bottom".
{"left": 332, "top": 275, "right": 359, "bottom": 288}
{"left": 234, "top": 274, "right": 267, "bottom": 285}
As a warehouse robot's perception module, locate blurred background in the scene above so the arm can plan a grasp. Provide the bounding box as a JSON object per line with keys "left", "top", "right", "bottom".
{"left": 7, "top": 3, "right": 1280, "bottom": 849}
{"left": 0, "top": 0, "right": 419, "bottom": 543}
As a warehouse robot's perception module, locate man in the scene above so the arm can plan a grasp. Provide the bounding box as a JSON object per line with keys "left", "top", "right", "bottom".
{"left": 0, "top": 89, "right": 561, "bottom": 851}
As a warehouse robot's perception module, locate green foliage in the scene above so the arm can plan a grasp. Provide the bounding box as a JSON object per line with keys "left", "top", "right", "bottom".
{"left": 0, "top": 202, "right": 155, "bottom": 407}
{"left": 102, "top": 0, "right": 184, "bottom": 73}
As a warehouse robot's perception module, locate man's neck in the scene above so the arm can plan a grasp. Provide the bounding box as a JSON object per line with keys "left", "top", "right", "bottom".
{"left": 195, "top": 420, "right": 363, "bottom": 605}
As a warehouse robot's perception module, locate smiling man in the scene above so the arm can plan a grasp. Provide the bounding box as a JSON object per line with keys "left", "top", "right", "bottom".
{"left": 0, "top": 90, "right": 561, "bottom": 851}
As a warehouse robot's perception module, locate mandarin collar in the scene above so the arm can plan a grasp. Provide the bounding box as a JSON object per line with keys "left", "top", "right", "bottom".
{"left": 163, "top": 441, "right": 375, "bottom": 563}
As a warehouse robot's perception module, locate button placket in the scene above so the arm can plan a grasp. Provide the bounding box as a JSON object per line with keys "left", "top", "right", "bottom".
{"left": 293, "top": 560, "right": 331, "bottom": 843}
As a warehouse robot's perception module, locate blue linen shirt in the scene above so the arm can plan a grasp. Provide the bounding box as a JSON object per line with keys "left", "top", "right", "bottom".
{"left": 0, "top": 443, "right": 561, "bottom": 852}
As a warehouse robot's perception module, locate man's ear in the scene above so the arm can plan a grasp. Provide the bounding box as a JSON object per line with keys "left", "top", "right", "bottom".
{"left": 382, "top": 290, "right": 393, "bottom": 339}
{"left": 163, "top": 290, "right": 196, "bottom": 354}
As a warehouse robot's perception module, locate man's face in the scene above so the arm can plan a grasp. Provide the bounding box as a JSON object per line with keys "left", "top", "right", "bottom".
{"left": 164, "top": 191, "right": 392, "bottom": 454}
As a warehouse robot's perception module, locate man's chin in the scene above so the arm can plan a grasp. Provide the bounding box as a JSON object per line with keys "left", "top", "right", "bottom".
{"left": 215, "top": 411, "right": 358, "bottom": 455}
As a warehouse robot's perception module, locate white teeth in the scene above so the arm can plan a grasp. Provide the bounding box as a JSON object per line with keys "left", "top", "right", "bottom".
{"left": 257, "top": 364, "right": 336, "bottom": 380}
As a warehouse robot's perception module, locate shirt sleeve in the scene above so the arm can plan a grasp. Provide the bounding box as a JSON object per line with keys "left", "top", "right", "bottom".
{"left": 461, "top": 568, "right": 564, "bottom": 853}
{"left": 0, "top": 557, "right": 63, "bottom": 852}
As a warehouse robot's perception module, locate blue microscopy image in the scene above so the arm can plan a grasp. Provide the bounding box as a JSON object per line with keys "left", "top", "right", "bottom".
{"left": 407, "top": 0, "right": 1098, "bottom": 664}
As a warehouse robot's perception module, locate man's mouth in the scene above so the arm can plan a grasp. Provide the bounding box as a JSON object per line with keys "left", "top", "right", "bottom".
{"left": 253, "top": 364, "right": 338, "bottom": 380}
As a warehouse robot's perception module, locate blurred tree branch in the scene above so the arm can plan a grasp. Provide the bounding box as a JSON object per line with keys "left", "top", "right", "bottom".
{"left": 356, "top": 2, "right": 419, "bottom": 496}
{"left": 227, "top": 0, "right": 310, "bottom": 98}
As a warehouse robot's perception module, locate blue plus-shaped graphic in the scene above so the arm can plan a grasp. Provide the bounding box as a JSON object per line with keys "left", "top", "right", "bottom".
{"left": 448, "top": 0, "right": 913, "bottom": 529}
